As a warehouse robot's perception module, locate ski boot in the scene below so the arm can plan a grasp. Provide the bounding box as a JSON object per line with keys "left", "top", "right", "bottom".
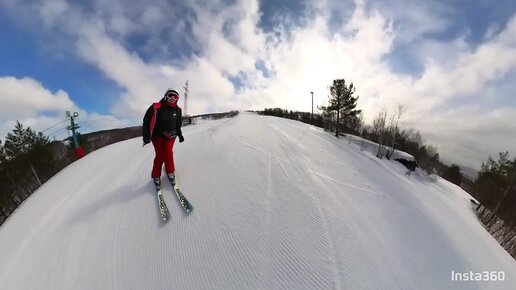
{"left": 153, "top": 177, "right": 161, "bottom": 190}
{"left": 167, "top": 172, "right": 176, "bottom": 186}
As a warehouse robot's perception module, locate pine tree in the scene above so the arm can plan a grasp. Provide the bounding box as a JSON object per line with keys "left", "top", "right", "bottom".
{"left": 317, "top": 104, "right": 335, "bottom": 132}
{"left": 485, "top": 152, "right": 516, "bottom": 216}
{"left": 327, "top": 79, "right": 361, "bottom": 138}
{"left": 443, "top": 164, "right": 463, "bottom": 186}
{"left": 475, "top": 152, "right": 516, "bottom": 212}
{"left": 3, "top": 121, "right": 50, "bottom": 160}
{"left": 0, "top": 140, "right": 6, "bottom": 165}
{"left": 4, "top": 121, "right": 26, "bottom": 159}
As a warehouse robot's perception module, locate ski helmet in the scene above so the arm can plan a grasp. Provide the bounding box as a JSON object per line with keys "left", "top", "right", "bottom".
{"left": 164, "top": 89, "right": 179, "bottom": 102}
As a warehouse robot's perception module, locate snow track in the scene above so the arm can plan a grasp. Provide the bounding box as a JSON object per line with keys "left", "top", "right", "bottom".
{"left": 1, "top": 113, "right": 515, "bottom": 289}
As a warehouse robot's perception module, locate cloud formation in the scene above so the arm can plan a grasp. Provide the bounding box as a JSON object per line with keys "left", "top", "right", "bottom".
{"left": 1, "top": 0, "right": 515, "bottom": 169}
{"left": 0, "top": 76, "right": 132, "bottom": 140}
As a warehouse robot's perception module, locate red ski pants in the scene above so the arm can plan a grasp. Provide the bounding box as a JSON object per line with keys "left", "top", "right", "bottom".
{"left": 151, "top": 136, "right": 176, "bottom": 178}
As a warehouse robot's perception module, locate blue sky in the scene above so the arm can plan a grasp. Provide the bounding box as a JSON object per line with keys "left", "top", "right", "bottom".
{"left": 0, "top": 9, "right": 118, "bottom": 112}
{"left": 0, "top": 0, "right": 515, "bottom": 170}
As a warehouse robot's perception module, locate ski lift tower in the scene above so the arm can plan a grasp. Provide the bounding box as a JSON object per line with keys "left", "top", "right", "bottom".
{"left": 66, "top": 110, "right": 84, "bottom": 159}
{"left": 183, "top": 80, "right": 189, "bottom": 116}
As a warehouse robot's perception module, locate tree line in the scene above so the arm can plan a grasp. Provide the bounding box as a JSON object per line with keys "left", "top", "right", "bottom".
{"left": 1, "top": 87, "right": 514, "bottom": 254}
{"left": 0, "top": 121, "right": 65, "bottom": 224}
{"left": 474, "top": 152, "right": 516, "bottom": 227}
{"left": 0, "top": 121, "right": 50, "bottom": 162}
{"left": 0, "top": 121, "right": 141, "bottom": 225}
{"left": 0, "top": 112, "right": 241, "bottom": 226}
{"left": 261, "top": 78, "right": 516, "bottom": 232}
{"left": 262, "top": 79, "right": 445, "bottom": 176}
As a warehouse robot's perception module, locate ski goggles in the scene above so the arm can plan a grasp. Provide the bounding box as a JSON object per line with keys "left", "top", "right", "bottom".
{"left": 166, "top": 92, "right": 179, "bottom": 101}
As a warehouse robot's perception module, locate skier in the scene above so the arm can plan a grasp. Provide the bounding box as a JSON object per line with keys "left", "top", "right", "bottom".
{"left": 142, "top": 89, "right": 185, "bottom": 188}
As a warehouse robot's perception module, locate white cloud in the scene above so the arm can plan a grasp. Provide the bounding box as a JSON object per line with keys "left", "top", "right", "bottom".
{"left": 368, "top": 0, "right": 454, "bottom": 43}
{"left": 484, "top": 23, "right": 501, "bottom": 40}
{"left": 2, "top": 0, "right": 516, "bottom": 169}
{"left": 39, "top": 0, "right": 69, "bottom": 29}
{"left": 0, "top": 76, "right": 77, "bottom": 140}
{"left": 0, "top": 76, "right": 78, "bottom": 118}
{"left": 419, "top": 106, "right": 516, "bottom": 169}
{"left": 140, "top": 6, "right": 164, "bottom": 32}
{"left": 0, "top": 76, "right": 134, "bottom": 141}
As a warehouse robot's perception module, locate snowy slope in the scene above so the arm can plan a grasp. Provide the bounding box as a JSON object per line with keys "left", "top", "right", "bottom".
{"left": 0, "top": 113, "right": 515, "bottom": 290}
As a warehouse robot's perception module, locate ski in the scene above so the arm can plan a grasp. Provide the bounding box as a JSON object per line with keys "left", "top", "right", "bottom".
{"left": 155, "top": 186, "right": 170, "bottom": 221}
{"left": 173, "top": 183, "right": 193, "bottom": 213}
{"left": 169, "top": 178, "right": 193, "bottom": 213}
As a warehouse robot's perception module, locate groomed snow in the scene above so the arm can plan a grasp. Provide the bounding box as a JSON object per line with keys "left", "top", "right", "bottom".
{"left": 0, "top": 112, "right": 515, "bottom": 289}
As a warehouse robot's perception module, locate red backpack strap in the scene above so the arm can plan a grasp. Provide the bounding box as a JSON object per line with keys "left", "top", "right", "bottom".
{"left": 149, "top": 102, "right": 162, "bottom": 137}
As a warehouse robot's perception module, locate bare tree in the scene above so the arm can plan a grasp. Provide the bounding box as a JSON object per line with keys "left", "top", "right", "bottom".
{"left": 373, "top": 106, "right": 389, "bottom": 158}
{"left": 356, "top": 112, "right": 365, "bottom": 136}
{"left": 407, "top": 129, "right": 422, "bottom": 147}
{"left": 359, "top": 124, "right": 373, "bottom": 151}
{"left": 353, "top": 112, "right": 365, "bottom": 148}
{"left": 386, "top": 104, "right": 406, "bottom": 159}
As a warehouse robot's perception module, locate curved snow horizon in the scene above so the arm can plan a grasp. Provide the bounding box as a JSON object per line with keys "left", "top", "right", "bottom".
{"left": 0, "top": 113, "right": 515, "bottom": 289}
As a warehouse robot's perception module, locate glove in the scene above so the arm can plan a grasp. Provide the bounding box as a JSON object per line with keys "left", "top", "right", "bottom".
{"left": 143, "top": 138, "right": 150, "bottom": 146}
{"left": 178, "top": 135, "right": 184, "bottom": 143}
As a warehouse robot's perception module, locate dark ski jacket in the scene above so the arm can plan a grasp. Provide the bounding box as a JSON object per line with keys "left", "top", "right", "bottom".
{"left": 142, "top": 99, "right": 183, "bottom": 142}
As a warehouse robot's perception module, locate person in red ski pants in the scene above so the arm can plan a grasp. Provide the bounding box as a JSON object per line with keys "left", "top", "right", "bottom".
{"left": 142, "top": 89, "right": 184, "bottom": 187}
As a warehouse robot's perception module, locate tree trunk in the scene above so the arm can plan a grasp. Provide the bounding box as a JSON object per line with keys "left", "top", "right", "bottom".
{"left": 335, "top": 108, "right": 340, "bottom": 138}
{"left": 387, "top": 133, "right": 396, "bottom": 159}
{"left": 30, "top": 162, "right": 42, "bottom": 186}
